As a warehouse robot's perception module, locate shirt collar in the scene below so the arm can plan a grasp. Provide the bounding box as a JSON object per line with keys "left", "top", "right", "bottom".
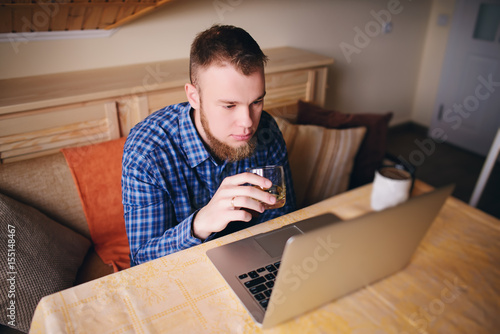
{"left": 179, "top": 102, "right": 212, "bottom": 168}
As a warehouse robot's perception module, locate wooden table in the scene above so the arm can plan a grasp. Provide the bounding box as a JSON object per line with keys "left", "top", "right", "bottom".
{"left": 29, "top": 181, "right": 500, "bottom": 333}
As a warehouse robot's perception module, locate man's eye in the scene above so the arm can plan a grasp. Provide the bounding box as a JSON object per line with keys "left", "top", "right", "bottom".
{"left": 224, "top": 105, "right": 235, "bottom": 109}
{"left": 253, "top": 100, "right": 263, "bottom": 105}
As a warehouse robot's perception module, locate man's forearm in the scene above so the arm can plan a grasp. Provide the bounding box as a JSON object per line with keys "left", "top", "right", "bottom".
{"left": 127, "top": 211, "right": 202, "bottom": 265}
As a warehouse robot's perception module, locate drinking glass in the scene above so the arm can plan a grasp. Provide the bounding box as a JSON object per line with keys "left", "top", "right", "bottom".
{"left": 247, "top": 165, "right": 286, "bottom": 209}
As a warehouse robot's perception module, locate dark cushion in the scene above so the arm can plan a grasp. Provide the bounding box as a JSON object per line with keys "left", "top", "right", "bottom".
{"left": 297, "top": 100, "right": 393, "bottom": 189}
{"left": 0, "top": 193, "right": 91, "bottom": 333}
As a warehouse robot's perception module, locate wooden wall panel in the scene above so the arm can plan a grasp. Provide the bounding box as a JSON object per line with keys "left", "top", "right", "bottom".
{"left": 0, "top": 101, "right": 119, "bottom": 163}
{"left": 66, "top": 0, "right": 87, "bottom": 31}
{"left": 82, "top": 0, "right": 104, "bottom": 30}
{"left": 99, "top": 3, "right": 121, "bottom": 29}
{"left": 50, "top": 3, "right": 70, "bottom": 32}
{"left": 117, "top": 95, "right": 149, "bottom": 136}
{"left": 147, "top": 89, "right": 186, "bottom": 114}
{"left": 0, "top": 0, "right": 175, "bottom": 33}
{"left": 12, "top": 0, "right": 31, "bottom": 33}
{"left": 0, "top": 7, "right": 12, "bottom": 33}
{"left": 115, "top": 0, "right": 138, "bottom": 22}
{"left": 32, "top": 5, "right": 50, "bottom": 32}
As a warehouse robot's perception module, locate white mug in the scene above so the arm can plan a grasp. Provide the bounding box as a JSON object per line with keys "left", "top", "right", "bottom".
{"left": 371, "top": 166, "right": 413, "bottom": 211}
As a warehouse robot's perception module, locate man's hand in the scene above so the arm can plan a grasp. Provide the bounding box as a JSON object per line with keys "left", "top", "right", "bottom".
{"left": 192, "top": 172, "right": 277, "bottom": 240}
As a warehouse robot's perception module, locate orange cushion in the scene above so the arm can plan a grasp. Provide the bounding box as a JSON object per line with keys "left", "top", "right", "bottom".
{"left": 61, "top": 138, "right": 130, "bottom": 272}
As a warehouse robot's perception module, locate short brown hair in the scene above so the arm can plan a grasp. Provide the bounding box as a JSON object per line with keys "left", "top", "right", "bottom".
{"left": 189, "top": 25, "right": 268, "bottom": 86}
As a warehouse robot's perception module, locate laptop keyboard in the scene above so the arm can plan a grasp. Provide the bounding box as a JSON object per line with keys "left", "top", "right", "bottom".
{"left": 237, "top": 261, "right": 280, "bottom": 310}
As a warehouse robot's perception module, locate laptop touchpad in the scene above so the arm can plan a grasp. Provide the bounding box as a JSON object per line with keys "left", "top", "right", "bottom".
{"left": 254, "top": 225, "right": 303, "bottom": 258}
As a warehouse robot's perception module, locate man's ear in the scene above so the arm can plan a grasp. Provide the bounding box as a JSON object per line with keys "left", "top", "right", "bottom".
{"left": 185, "top": 83, "right": 200, "bottom": 110}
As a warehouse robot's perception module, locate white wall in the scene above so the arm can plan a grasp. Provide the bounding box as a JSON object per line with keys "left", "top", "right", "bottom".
{"left": 0, "top": 0, "right": 435, "bottom": 125}
{"left": 412, "top": 0, "right": 456, "bottom": 127}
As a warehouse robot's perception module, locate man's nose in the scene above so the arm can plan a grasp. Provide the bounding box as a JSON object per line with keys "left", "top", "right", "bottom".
{"left": 237, "top": 107, "right": 253, "bottom": 128}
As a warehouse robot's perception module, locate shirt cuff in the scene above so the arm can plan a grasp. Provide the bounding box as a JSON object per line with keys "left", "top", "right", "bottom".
{"left": 183, "top": 211, "right": 204, "bottom": 247}
{"left": 189, "top": 209, "right": 218, "bottom": 243}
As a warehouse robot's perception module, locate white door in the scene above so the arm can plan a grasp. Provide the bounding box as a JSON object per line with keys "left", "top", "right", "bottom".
{"left": 430, "top": 0, "right": 500, "bottom": 157}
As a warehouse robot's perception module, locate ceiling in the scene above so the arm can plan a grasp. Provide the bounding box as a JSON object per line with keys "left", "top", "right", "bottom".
{"left": 0, "top": 0, "right": 175, "bottom": 34}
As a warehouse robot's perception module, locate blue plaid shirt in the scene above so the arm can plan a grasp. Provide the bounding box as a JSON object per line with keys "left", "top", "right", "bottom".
{"left": 122, "top": 102, "right": 296, "bottom": 266}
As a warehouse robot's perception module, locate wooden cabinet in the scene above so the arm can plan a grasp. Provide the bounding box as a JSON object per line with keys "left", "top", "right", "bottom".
{"left": 0, "top": 100, "right": 120, "bottom": 163}
{"left": 0, "top": 47, "right": 333, "bottom": 163}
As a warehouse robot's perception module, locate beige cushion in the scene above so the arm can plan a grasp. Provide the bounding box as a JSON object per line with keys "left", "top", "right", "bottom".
{"left": 0, "top": 193, "right": 91, "bottom": 333}
{"left": 0, "top": 153, "right": 89, "bottom": 239}
{"left": 274, "top": 117, "right": 366, "bottom": 208}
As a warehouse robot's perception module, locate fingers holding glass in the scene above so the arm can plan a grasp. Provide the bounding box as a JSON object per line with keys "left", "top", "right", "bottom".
{"left": 246, "top": 165, "right": 286, "bottom": 209}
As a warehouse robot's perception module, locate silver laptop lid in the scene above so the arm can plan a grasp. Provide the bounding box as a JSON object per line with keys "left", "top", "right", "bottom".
{"left": 262, "top": 184, "right": 454, "bottom": 328}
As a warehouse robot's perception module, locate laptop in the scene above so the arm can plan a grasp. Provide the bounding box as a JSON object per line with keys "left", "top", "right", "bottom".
{"left": 206, "top": 184, "right": 454, "bottom": 328}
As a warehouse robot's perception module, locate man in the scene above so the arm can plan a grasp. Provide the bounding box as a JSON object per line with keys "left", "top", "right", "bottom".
{"left": 122, "top": 25, "right": 296, "bottom": 266}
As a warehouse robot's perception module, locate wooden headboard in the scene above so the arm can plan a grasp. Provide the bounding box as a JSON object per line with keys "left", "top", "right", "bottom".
{"left": 0, "top": 47, "right": 333, "bottom": 163}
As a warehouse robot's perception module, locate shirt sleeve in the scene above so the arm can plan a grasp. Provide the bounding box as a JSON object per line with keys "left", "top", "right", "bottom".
{"left": 122, "top": 150, "right": 202, "bottom": 266}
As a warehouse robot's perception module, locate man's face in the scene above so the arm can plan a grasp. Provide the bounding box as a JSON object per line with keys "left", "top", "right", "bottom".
{"left": 190, "top": 64, "right": 265, "bottom": 162}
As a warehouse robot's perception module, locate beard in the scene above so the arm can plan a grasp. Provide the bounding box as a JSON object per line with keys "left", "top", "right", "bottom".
{"left": 199, "top": 104, "right": 257, "bottom": 162}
